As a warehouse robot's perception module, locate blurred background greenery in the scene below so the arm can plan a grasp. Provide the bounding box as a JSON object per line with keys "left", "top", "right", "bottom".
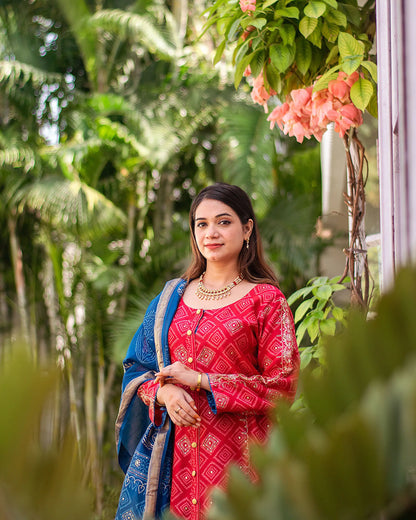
{"left": 0, "top": 0, "right": 388, "bottom": 519}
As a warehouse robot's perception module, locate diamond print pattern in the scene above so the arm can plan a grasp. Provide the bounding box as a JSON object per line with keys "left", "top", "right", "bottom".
{"left": 163, "top": 284, "right": 299, "bottom": 520}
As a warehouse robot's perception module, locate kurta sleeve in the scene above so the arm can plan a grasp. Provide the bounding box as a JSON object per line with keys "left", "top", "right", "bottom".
{"left": 137, "top": 379, "right": 166, "bottom": 427}
{"left": 206, "top": 293, "right": 299, "bottom": 415}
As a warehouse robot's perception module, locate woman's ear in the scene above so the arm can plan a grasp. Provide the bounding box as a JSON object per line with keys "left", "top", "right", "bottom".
{"left": 244, "top": 219, "right": 254, "bottom": 239}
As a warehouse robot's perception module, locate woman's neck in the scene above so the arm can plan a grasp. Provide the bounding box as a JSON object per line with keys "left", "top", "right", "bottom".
{"left": 203, "top": 263, "right": 240, "bottom": 288}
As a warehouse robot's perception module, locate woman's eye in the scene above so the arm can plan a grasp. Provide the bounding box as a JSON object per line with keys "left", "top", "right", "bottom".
{"left": 219, "top": 220, "right": 231, "bottom": 225}
{"left": 196, "top": 222, "right": 206, "bottom": 228}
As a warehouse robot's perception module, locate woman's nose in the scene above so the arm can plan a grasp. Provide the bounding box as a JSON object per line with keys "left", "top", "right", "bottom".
{"left": 206, "top": 223, "right": 219, "bottom": 237}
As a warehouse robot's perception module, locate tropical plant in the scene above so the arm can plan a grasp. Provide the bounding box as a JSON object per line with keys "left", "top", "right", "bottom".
{"left": 203, "top": 0, "right": 377, "bottom": 309}
{"left": 203, "top": 0, "right": 377, "bottom": 114}
{"left": 0, "top": 1, "right": 328, "bottom": 517}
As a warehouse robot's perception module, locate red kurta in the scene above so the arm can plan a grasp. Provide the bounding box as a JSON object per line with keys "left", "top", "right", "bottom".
{"left": 138, "top": 284, "right": 299, "bottom": 520}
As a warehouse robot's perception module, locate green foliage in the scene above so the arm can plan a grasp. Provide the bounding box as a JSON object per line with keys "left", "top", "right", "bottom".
{"left": 259, "top": 143, "right": 323, "bottom": 294}
{"left": 88, "top": 9, "right": 176, "bottom": 58}
{"left": 287, "top": 275, "right": 350, "bottom": 369}
{"left": 208, "top": 267, "right": 416, "bottom": 520}
{"left": 0, "top": 1, "right": 328, "bottom": 517}
{"left": 18, "top": 176, "right": 127, "bottom": 239}
{"left": 0, "top": 347, "right": 92, "bottom": 520}
{"left": 204, "top": 0, "right": 377, "bottom": 113}
{"left": 217, "top": 103, "right": 277, "bottom": 217}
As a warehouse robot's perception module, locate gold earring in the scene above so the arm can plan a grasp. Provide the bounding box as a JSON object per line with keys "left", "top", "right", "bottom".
{"left": 246, "top": 237, "right": 250, "bottom": 249}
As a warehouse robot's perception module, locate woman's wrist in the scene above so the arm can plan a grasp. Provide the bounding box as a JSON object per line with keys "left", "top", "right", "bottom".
{"left": 196, "top": 372, "right": 202, "bottom": 391}
{"left": 190, "top": 372, "right": 209, "bottom": 392}
{"left": 156, "top": 384, "right": 166, "bottom": 406}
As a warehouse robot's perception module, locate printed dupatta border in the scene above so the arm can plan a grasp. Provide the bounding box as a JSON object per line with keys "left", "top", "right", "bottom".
{"left": 114, "top": 278, "right": 185, "bottom": 520}
{"left": 143, "top": 277, "right": 182, "bottom": 516}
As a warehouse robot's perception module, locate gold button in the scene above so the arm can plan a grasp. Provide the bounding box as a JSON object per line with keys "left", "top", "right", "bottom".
{"left": 191, "top": 470, "right": 196, "bottom": 477}
{"left": 188, "top": 357, "right": 193, "bottom": 363}
{"left": 186, "top": 330, "right": 192, "bottom": 336}
{"left": 192, "top": 499, "right": 197, "bottom": 505}
{"left": 196, "top": 309, "right": 201, "bottom": 314}
{"left": 191, "top": 442, "right": 197, "bottom": 448}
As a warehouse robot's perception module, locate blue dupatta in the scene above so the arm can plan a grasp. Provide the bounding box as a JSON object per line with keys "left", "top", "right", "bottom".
{"left": 115, "top": 278, "right": 187, "bottom": 520}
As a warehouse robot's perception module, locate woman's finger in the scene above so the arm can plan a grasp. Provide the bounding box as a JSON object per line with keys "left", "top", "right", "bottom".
{"left": 170, "top": 400, "right": 200, "bottom": 426}
{"left": 175, "top": 407, "right": 200, "bottom": 426}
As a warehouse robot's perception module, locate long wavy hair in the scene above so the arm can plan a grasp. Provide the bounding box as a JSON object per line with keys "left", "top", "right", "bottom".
{"left": 183, "top": 183, "right": 279, "bottom": 287}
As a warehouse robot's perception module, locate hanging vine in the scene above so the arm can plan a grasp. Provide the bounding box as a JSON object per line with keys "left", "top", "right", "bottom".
{"left": 340, "top": 129, "right": 369, "bottom": 308}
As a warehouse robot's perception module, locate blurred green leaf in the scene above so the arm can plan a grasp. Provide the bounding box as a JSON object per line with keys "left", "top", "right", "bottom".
{"left": 0, "top": 347, "right": 92, "bottom": 520}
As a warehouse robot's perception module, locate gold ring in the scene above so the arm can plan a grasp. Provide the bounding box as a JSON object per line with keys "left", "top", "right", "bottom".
{"left": 175, "top": 407, "right": 181, "bottom": 413}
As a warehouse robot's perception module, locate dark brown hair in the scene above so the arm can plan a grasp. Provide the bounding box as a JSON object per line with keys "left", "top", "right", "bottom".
{"left": 183, "top": 183, "right": 279, "bottom": 286}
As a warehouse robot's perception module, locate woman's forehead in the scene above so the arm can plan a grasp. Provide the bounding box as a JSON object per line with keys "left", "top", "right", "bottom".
{"left": 194, "top": 198, "right": 236, "bottom": 219}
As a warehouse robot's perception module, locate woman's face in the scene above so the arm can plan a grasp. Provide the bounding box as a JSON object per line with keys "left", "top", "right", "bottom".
{"left": 193, "top": 198, "right": 253, "bottom": 267}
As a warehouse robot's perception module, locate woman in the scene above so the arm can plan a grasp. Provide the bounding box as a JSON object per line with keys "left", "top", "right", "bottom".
{"left": 115, "top": 183, "right": 299, "bottom": 520}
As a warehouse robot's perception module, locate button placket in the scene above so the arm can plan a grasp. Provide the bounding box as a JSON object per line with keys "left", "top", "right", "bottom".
{"left": 185, "top": 307, "right": 203, "bottom": 517}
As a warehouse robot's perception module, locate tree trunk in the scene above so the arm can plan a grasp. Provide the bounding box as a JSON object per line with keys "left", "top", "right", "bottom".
{"left": 173, "top": 0, "right": 188, "bottom": 50}
{"left": 120, "top": 190, "right": 137, "bottom": 314}
{"left": 84, "top": 341, "right": 104, "bottom": 516}
{"left": 154, "top": 172, "right": 175, "bottom": 241}
{"left": 8, "top": 215, "right": 32, "bottom": 352}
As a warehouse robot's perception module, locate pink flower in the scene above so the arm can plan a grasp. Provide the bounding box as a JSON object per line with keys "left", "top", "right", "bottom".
{"left": 311, "top": 88, "right": 333, "bottom": 127}
{"left": 345, "top": 71, "right": 360, "bottom": 87}
{"left": 327, "top": 103, "right": 363, "bottom": 137}
{"left": 267, "top": 102, "right": 290, "bottom": 130}
{"left": 240, "top": 0, "right": 256, "bottom": 13}
{"left": 289, "top": 87, "right": 313, "bottom": 125}
{"left": 241, "top": 25, "right": 255, "bottom": 41}
{"left": 290, "top": 87, "right": 312, "bottom": 108}
{"left": 328, "top": 77, "right": 350, "bottom": 103}
{"left": 258, "top": 72, "right": 364, "bottom": 142}
{"left": 289, "top": 121, "right": 313, "bottom": 143}
{"left": 250, "top": 72, "right": 276, "bottom": 112}
{"left": 312, "top": 127, "right": 327, "bottom": 142}
{"left": 243, "top": 65, "right": 252, "bottom": 77}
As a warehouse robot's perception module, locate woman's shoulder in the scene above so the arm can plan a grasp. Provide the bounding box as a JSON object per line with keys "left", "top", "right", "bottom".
{"left": 251, "top": 283, "right": 287, "bottom": 301}
{"left": 248, "top": 285, "right": 294, "bottom": 326}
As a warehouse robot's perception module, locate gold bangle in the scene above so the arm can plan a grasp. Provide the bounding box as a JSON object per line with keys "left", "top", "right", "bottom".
{"left": 196, "top": 372, "right": 202, "bottom": 392}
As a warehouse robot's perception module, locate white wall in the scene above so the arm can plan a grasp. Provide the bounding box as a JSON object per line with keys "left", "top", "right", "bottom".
{"left": 376, "top": 0, "right": 416, "bottom": 290}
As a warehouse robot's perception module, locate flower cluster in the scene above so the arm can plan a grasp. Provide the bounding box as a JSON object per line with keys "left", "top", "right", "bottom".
{"left": 266, "top": 71, "right": 363, "bottom": 143}
{"left": 250, "top": 71, "right": 276, "bottom": 112}
{"left": 239, "top": 0, "right": 256, "bottom": 13}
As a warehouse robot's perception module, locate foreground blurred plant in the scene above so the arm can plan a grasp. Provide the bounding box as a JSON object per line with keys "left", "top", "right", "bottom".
{"left": 207, "top": 266, "right": 416, "bottom": 520}
{"left": 0, "top": 347, "right": 92, "bottom": 520}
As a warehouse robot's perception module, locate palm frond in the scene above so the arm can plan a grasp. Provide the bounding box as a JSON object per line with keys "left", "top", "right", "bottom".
{"left": 260, "top": 192, "right": 322, "bottom": 292}
{"left": 89, "top": 9, "right": 176, "bottom": 59}
{"left": 218, "top": 103, "right": 277, "bottom": 217}
{"left": 95, "top": 118, "right": 150, "bottom": 158}
{"left": 87, "top": 93, "right": 134, "bottom": 116}
{"left": 0, "top": 60, "right": 63, "bottom": 91}
{"left": 110, "top": 293, "right": 154, "bottom": 363}
{"left": 0, "top": 146, "right": 36, "bottom": 172}
{"left": 135, "top": 105, "right": 215, "bottom": 169}
{"left": 18, "top": 176, "right": 126, "bottom": 237}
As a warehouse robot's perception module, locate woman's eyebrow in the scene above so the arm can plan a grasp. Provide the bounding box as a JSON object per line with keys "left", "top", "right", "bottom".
{"left": 195, "top": 212, "right": 232, "bottom": 221}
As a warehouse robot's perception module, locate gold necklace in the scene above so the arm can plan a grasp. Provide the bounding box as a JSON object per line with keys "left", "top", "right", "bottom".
{"left": 195, "top": 272, "right": 244, "bottom": 301}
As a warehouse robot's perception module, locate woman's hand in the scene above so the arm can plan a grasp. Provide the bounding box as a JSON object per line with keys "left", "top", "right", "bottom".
{"left": 156, "top": 383, "right": 201, "bottom": 427}
{"left": 155, "top": 361, "right": 199, "bottom": 389}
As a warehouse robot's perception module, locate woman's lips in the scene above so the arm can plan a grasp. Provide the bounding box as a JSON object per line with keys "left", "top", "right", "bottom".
{"left": 205, "top": 243, "right": 222, "bottom": 249}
